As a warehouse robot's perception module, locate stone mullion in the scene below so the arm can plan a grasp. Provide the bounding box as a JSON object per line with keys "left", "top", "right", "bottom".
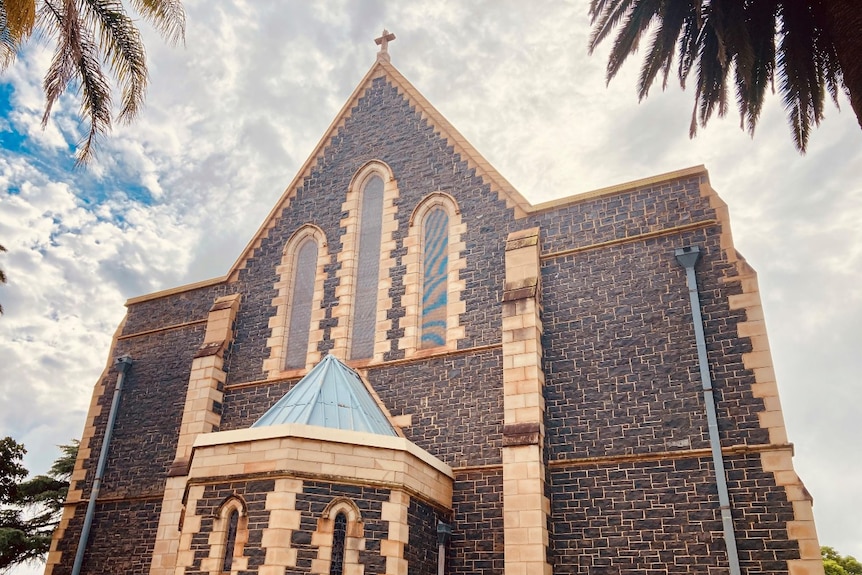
{"left": 500, "top": 228, "right": 552, "bottom": 575}
{"left": 149, "top": 294, "right": 241, "bottom": 575}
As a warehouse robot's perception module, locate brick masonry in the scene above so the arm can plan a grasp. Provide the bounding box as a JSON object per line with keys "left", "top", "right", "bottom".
{"left": 51, "top": 498, "right": 162, "bottom": 575}
{"left": 49, "top": 59, "right": 818, "bottom": 575}
{"left": 292, "top": 482, "right": 390, "bottom": 574}
{"left": 450, "top": 469, "right": 504, "bottom": 575}
{"left": 406, "top": 496, "right": 447, "bottom": 575}
{"left": 549, "top": 453, "right": 798, "bottom": 574}
{"left": 186, "top": 479, "right": 275, "bottom": 574}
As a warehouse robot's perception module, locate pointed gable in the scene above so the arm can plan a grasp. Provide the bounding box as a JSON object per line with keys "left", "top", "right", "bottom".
{"left": 226, "top": 57, "right": 531, "bottom": 282}
{"left": 252, "top": 354, "right": 397, "bottom": 436}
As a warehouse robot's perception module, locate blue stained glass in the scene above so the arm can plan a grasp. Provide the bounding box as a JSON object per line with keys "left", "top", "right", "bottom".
{"left": 421, "top": 208, "right": 448, "bottom": 348}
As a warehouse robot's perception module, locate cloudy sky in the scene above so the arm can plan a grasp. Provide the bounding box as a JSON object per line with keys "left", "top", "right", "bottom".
{"left": 1, "top": 1, "right": 860, "bottom": 571}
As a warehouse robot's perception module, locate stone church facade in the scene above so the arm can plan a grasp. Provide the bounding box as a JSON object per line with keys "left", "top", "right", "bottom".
{"left": 46, "top": 43, "right": 823, "bottom": 575}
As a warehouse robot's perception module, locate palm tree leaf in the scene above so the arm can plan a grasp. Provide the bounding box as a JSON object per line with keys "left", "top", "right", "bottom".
{"left": 604, "top": 0, "right": 663, "bottom": 82}
{"left": 80, "top": 0, "right": 148, "bottom": 121}
{"left": 1, "top": 0, "right": 36, "bottom": 40}
{"left": 694, "top": 11, "right": 730, "bottom": 128}
{"left": 1, "top": 0, "right": 37, "bottom": 68}
{"left": 589, "top": 0, "right": 636, "bottom": 54}
{"left": 735, "top": 0, "right": 778, "bottom": 134}
{"left": 129, "top": 0, "right": 185, "bottom": 45}
{"left": 39, "top": 0, "right": 79, "bottom": 124}
{"left": 39, "top": 0, "right": 112, "bottom": 163}
{"left": 637, "top": 0, "right": 695, "bottom": 99}
{"left": 777, "top": 0, "right": 826, "bottom": 151}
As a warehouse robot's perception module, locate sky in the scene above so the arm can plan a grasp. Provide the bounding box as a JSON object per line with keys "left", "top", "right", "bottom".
{"left": 1, "top": 1, "right": 860, "bottom": 572}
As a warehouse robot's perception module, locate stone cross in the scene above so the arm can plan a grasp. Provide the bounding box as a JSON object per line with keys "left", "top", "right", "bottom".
{"left": 375, "top": 29, "right": 396, "bottom": 61}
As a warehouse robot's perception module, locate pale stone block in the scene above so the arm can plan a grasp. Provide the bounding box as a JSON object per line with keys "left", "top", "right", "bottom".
{"left": 774, "top": 470, "right": 800, "bottom": 486}
{"left": 728, "top": 292, "right": 762, "bottom": 310}
{"left": 788, "top": 558, "right": 826, "bottom": 575}
{"left": 751, "top": 381, "right": 779, "bottom": 398}
{"left": 760, "top": 451, "right": 793, "bottom": 471}
{"left": 753, "top": 366, "right": 776, "bottom": 383}
{"left": 387, "top": 521, "right": 409, "bottom": 543}
{"left": 261, "top": 528, "right": 293, "bottom": 548}
{"left": 506, "top": 493, "right": 545, "bottom": 512}
{"left": 265, "top": 547, "right": 298, "bottom": 567}
{"left": 758, "top": 410, "right": 786, "bottom": 429}
{"left": 793, "top": 500, "right": 815, "bottom": 522}
{"left": 768, "top": 425, "right": 789, "bottom": 446}
{"left": 380, "top": 501, "right": 408, "bottom": 523}
{"left": 257, "top": 566, "right": 286, "bottom": 575}
{"left": 759, "top": 395, "right": 782, "bottom": 413}
{"left": 386, "top": 556, "right": 409, "bottom": 575}
{"left": 502, "top": 315, "right": 525, "bottom": 331}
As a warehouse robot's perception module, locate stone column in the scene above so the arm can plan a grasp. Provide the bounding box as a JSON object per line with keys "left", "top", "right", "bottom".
{"left": 149, "top": 294, "right": 241, "bottom": 575}
{"left": 500, "top": 228, "right": 552, "bottom": 575}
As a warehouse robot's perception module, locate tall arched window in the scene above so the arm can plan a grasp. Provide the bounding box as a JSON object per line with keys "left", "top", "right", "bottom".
{"left": 350, "top": 174, "right": 385, "bottom": 360}
{"left": 313, "top": 498, "right": 363, "bottom": 575}
{"left": 333, "top": 161, "right": 399, "bottom": 363}
{"left": 222, "top": 508, "right": 239, "bottom": 572}
{"left": 285, "top": 238, "right": 319, "bottom": 369}
{"left": 329, "top": 512, "right": 348, "bottom": 575}
{"left": 264, "top": 225, "right": 328, "bottom": 377}
{"left": 421, "top": 207, "right": 449, "bottom": 348}
{"left": 208, "top": 497, "right": 246, "bottom": 574}
{"left": 401, "top": 192, "right": 466, "bottom": 356}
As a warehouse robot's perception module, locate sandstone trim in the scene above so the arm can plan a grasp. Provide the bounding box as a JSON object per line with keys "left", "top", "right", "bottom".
{"left": 699, "top": 180, "right": 824, "bottom": 575}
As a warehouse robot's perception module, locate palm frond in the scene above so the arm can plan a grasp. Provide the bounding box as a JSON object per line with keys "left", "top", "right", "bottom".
{"left": 1, "top": 0, "right": 37, "bottom": 69}
{"left": 39, "top": 0, "right": 113, "bottom": 163}
{"left": 636, "top": 0, "right": 695, "bottom": 99}
{"left": 735, "top": 0, "right": 778, "bottom": 134}
{"left": 777, "top": 0, "right": 827, "bottom": 151}
{"left": 605, "top": 0, "right": 663, "bottom": 82}
{"left": 693, "top": 12, "right": 730, "bottom": 131}
{"left": 129, "top": 0, "right": 185, "bottom": 45}
{"left": 588, "top": 0, "right": 636, "bottom": 54}
{"left": 80, "top": 0, "right": 147, "bottom": 121}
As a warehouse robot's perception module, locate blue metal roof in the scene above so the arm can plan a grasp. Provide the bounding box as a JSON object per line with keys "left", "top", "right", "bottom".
{"left": 251, "top": 354, "right": 398, "bottom": 436}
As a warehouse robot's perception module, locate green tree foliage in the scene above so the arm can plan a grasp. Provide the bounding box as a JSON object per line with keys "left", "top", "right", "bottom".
{"left": 0, "top": 0, "right": 185, "bottom": 163}
{"left": 823, "top": 546, "right": 862, "bottom": 575}
{"left": 588, "top": 0, "right": 862, "bottom": 153}
{"left": 0, "top": 437, "right": 79, "bottom": 572}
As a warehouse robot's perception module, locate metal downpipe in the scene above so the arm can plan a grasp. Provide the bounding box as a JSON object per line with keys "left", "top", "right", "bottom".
{"left": 71, "top": 355, "right": 133, "bottom": 575}
{"left": 674, "top": 246, "right": 741, "bottom": 575}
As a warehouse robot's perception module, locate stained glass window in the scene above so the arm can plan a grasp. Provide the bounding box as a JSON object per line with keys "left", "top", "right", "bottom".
{"left": 285, "top": 239, "right": 319, "bottom": 369}
{"left": 222, "top": 508, "right": 239, "bottom": 572}
{"left": 421, "top": 208, "right": 449, "bottom": 348}
{"left": 329, "top": 512, "right": 348, "bottom": 575}
{"left": 350, "top": 175, "right": 384, "bottom": 360}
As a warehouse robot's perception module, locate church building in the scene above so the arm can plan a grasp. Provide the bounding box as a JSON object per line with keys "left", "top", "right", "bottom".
{"left": 46, "top": 32, "right": 824, "bottom": 575}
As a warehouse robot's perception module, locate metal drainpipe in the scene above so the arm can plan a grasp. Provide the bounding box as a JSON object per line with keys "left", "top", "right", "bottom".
{"left": 674, "top": 246, "right": 741, "bottom": 575}
{"left": 437, "top": 522, "right": 452, "bottom": 575}
{"left": 71, "top": 355, "right": 133, "bottom": 575}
